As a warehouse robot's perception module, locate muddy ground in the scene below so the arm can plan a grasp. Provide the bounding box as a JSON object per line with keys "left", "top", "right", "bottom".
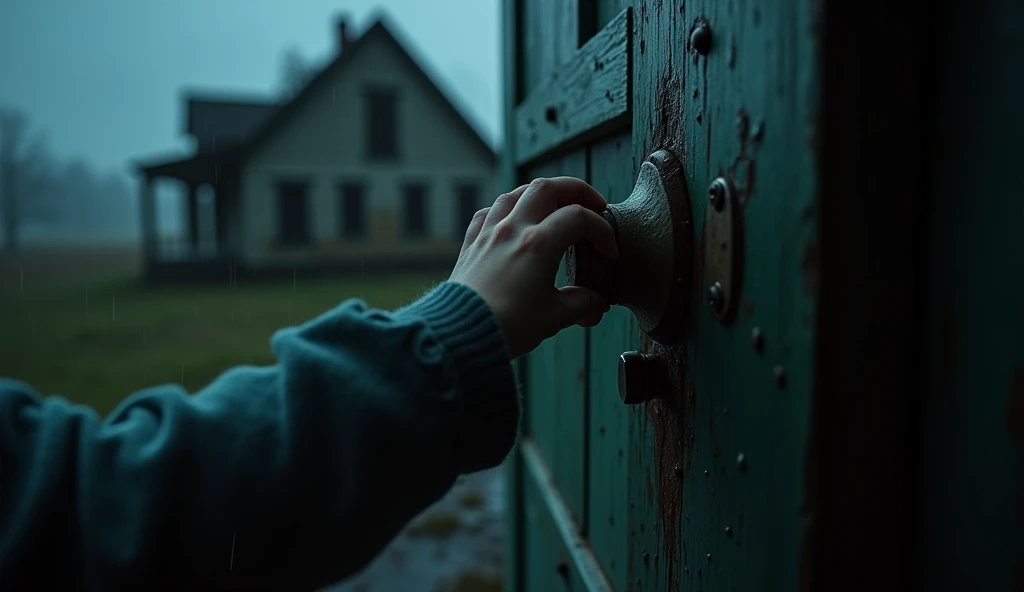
{"left": 324, "top": 467, "right": 505, "bottom": 592}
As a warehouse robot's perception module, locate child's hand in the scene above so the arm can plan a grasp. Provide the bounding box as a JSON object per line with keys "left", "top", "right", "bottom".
{"left": 449, "top": 177, "right": 619, "bottom": 359}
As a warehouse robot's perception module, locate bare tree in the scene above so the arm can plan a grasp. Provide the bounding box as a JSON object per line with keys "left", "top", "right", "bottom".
{"left": 278, "top": 46, "right": 317, "bottom": 99}
{"left": 0, "top": 107, "right": 51, "bottom": 252}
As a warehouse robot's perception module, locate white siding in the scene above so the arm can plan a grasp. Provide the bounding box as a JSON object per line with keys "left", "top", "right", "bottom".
{"left": 240, "top": 32, "right": 496, "bottom": 267}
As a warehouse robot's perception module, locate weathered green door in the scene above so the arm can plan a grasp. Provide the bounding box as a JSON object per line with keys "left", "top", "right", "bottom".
{"left": 501, "top": 1, "right": 1023, "bottom": 591}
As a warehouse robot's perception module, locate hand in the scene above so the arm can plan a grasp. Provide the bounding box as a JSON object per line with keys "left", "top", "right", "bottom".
{"left": 449, "top": 177, "right": 620, "bottom": 359}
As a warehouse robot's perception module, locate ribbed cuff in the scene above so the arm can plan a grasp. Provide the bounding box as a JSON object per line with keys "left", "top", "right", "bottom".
{"left": 396, "top": 282, "right": 520, "bottom": 474}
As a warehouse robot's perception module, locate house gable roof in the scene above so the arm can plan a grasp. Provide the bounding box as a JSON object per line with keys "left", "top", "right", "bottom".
{"left": 238, "top": 17, "right": 495, "bottom": 164}
{"left": 137, "top": 16, "right": 495, "bottom": 178}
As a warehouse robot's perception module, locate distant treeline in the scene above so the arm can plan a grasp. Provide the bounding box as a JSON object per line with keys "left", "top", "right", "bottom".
{"left": 2, "top": 107, "right": 139, "bottom": 249}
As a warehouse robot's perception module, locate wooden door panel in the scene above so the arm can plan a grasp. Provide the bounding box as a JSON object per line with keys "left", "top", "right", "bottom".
{"left": 514, "top": 8, "right": 631, "bottom": 166}
{"left": 522, "top": 0, "right": 580, "bottom": 95}
{"left": 585, "top": 132, "right": 635, "bottom": 592}
{"left": 628, "top": 0, "right": 818, "bottom": 589}
{"left": 523, "top": 151, "right": 589, "bottom": 524}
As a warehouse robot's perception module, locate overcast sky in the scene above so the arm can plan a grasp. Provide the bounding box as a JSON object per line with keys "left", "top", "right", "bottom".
{"left": 0, "top": 0, "right": 502, "bottom": 175}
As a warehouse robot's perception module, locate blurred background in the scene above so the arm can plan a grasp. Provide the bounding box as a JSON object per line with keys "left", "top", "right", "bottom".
{"left": 0, "top": 1, "right": 505, "bottom": 590}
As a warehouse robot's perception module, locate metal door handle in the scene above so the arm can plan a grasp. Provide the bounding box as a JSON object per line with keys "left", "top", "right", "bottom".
{"left": 564, "top": 149, "right": 695, "bottom": 344}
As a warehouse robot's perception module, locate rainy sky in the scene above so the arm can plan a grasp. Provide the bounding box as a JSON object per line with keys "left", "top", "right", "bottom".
{"left": 0, "top": 0, "right": 502, "bottom": 173}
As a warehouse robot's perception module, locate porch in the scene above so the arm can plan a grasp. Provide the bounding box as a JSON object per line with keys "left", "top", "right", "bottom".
{"left": 135, "top": 151, "right": 241, "bottom": 283}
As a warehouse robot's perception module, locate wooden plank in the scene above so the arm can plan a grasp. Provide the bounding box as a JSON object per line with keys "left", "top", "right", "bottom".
{"left": 501, "top": 1, "right": 524, "bottom": 590}
{"left": 515, "top": 8, "right": 631, "bottom": 166}
{"left": 597, "top": 0, "right": 630, "bottom": 31}
{"left": 524, "top": 151, "right": 588, "bottom": 526}
{"left": 522, "top": 0, "right": 580, "bottom": 95}
{"left": 521, "top": 439, "right": 614, "bottom": 592}
{"left": 628, "top": 0, "right": 820, "bottom": 590}
{"left": 585, "top": 131, "right": 634, "bottom": 592}
{"left": 911, "top": 1, "right": 1023, "bottom": 590}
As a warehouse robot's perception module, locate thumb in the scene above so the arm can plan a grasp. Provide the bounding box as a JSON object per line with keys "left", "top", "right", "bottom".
{"left": 555, "top": 285, "right": 610, "bottom": 329}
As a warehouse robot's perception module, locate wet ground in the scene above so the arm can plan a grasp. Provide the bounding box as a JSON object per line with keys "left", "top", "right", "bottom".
{"left": 324, "top": 467, "right": 505, "bottom": 592}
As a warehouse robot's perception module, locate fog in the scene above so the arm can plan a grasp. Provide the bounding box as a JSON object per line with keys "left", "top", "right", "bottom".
{"left": 0, "top": 0, "right": 501, "bottom": 249}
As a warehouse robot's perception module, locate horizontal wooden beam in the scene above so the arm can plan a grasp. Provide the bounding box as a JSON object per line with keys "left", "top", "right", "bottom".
{"left": 520, "top": 438, "right": 614, "bottom": 592}
{"left": 514, "top": 7, "right": 631, "bottom": 167}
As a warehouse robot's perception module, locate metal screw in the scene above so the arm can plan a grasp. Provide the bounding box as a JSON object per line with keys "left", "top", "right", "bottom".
{"left": 725, "top": 526, "right": 733, "bottom": 537}
{"left": 690, "top": 23, "right": 712, "bottom": 55}
{"left": 708, "top": 282, "right": 725, "bottom": 313}
{"left": 674, "top": 463, "right": 683, "bottom": 477}
{"left": 643, "top": 550, "right": 650, "bottom": 565}
{"left": 751, "top": 327, "right": 764, "bottom": 352}
{"left": 618, "top": 351, "right": 655, "bottom": 404}
{"left": 703, "top": 469, "right": 709, "bottom": 477}
{"left": 708, "top": 180, "right": 726, "bottom": 211}
{"left": 736, "top": 452, "right": 747, "bottom": 471}
{"left": 706, "top": 553, "right": 713, "bottom": 563}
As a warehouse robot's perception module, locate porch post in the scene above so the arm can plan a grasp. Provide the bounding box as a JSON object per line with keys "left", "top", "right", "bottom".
{"left": 187, "top": 183, "right": 199, "bottom": 253}
{"left": 139, "top": 175, "right": 157, "bottom": 264}
{"left": 214, "top": 186, "right": 228, "bottom": 254}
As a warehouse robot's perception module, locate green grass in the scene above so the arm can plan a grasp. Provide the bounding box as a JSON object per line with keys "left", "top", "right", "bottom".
{"left": 0, "top": 268, "right": 444, "bottom": 416}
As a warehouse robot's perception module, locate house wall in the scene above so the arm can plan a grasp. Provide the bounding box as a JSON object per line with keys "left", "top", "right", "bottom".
{"left": 240, "top": 31, "right": 496, "bottom": 268}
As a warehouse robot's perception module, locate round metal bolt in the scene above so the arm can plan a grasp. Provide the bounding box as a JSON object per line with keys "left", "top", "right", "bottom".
{"left": 708, "top": 180, "right": 726, "bottom": 211}
{"left": 736, "top": 452, "right": 747, "bottom": 471}
{"left": 707, "top": 282, "right": 725, "bottom": 313}
{"left": 643, "top": 550, "right": 650, "bottom": 565}
{"left": 751, "top": 327, "right": 764, "bottom": 352}
{"left": 674, "top": 463, "right": 683, "bottom": 477}
{"left": 690, "top": 23, "right": 712, "bottom": 55}
{"left": 618, "top": 351, "right": 652, "bottom": 404}
{"left": 706, "top": 553, "right": 713, "bottom": 563}
{"left": 725, "top": 526, "right": 733, "bottom": 538}
{"left": 774, "top": 365, "right": 787, "bottom": 388}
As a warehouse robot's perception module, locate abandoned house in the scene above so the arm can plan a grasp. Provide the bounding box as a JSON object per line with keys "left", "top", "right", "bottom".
{"left": 133, "top": 15, "right": 496, "bottom": 282}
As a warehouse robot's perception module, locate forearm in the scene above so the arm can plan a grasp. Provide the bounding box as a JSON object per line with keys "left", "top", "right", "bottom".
{"left": 0, "top": 282, "right": 519, "bottom": 591}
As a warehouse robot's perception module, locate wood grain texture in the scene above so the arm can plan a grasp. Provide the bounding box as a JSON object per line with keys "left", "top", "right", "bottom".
{"left": 524, "top": 151, "right": 588, "bottom": 525}
{"left": 522, "top": 0, "right": 580, "bottom": 95}
{"left": 515, "top": 8, "right": 630, "bottom": 166}
{"left": 585, "top": 132, "right": 635, "bottom": 592}
{"left": 523, "top": 442, "right": 593, "bottom": 592}
{"left": 629, "top": 0, "right": 819, "bottom": 590}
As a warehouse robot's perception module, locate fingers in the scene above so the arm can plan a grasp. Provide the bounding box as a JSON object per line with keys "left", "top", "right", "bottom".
{"left": 484, "top": 184, "right": 530, "bottom": 227}
{"left": 532, "top": 203, "right": 619, "bottom": 260}
{"left": 512, "top": 177, "right": 607, "bottom": 222}
{"left": 461, "top": 207, "right": 489, "bottom": 252}
{"left": 554, "top": 285, "right": 610, "bottom": 329}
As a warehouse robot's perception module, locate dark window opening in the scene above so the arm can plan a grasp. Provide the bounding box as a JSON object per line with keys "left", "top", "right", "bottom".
{"left": 455, "top": 184, "right": 480, "bottom": 240}
{"left": 339, "top": 183, "right": 366, "bottom": 239}
{"left": 366, "top": 88, "right": 398, "bottom": 160}
{"left": 403, "top": 184, "right": 428, "bottom": 238}
{"left": 277, "top": 181, "right": 309, "bottom": 246}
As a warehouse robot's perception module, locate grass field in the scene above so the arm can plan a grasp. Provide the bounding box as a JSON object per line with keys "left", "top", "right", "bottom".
{"left": 0, "top": 248, "right": 446, "bottom": 416}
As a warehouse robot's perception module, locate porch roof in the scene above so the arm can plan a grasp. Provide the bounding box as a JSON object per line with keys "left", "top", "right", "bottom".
{"left": 133, "top": 149, "right": 241, "bottom": 186}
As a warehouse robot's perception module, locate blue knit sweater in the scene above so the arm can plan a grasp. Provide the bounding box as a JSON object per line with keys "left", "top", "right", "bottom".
{"left": 0, "top": 282, "right": 520, "bottom": 590}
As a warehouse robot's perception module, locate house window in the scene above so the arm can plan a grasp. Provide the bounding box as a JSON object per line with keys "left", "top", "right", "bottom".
{"left": 455, "top": 184, "right": 480, "bottom": 240}
{"left": 276, "top": 181, "right": 310, "bottom": 246}
{"left": 339, "top": 183, "right": 367, "bottom": 239}
{"left": 366, "top": 88, "right": 398, "bottom": 160}
{"left": 403, "top": 184, "right": 428, "bottom": 238}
